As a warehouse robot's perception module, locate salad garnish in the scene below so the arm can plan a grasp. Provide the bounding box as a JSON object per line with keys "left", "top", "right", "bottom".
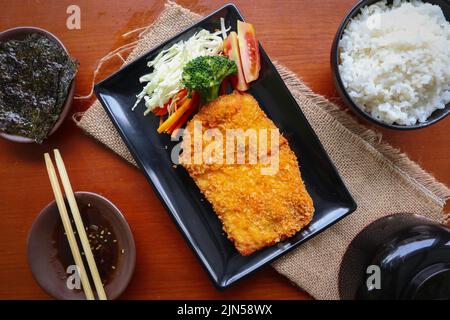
{"left": 133, "top": 18, "right": 261, "bottom": 135}
{"left": 133, "top": 29, "right": 225, "bottom": 115}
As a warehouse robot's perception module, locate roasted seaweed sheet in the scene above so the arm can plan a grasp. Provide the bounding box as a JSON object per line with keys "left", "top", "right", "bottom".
{"left": 0, "top": 33, "right": 77, "bottom": 143}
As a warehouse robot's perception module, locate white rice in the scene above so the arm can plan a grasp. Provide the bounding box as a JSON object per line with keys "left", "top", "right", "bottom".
{"left": 339, "top": 0, "right": 450, "bottom": 125}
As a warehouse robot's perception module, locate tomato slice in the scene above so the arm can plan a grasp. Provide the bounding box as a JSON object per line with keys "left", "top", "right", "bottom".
{"left": 237, "top": 21, "right": 260, "bottom": 83}
{"left": 223, "top": 31, "right": 249, "bottom": 91}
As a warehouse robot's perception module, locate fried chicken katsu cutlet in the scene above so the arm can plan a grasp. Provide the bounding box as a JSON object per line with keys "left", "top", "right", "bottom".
{"left": 179, "top": 92, "right": 314, "bottom": 255}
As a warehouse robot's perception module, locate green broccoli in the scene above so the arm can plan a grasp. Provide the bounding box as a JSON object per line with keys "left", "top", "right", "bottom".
{"left": 182, "top": 56, "right": 237, "bottom": 104}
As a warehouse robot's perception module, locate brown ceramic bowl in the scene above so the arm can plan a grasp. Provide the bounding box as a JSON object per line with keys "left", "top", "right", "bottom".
{"left": 0, "top": 26, "right": 75, "bottom": 143}
{"left": 27, "top": 192, "right": 135, "bottom": 300}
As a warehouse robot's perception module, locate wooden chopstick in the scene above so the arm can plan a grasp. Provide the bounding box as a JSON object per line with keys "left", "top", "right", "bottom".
{"left": 53, "top": 149, "right": 107, "bottom": 300}
{"left": 44, "top": 153, "right": 95, "bottom": 300}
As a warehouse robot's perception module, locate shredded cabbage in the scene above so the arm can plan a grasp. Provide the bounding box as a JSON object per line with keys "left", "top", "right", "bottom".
{"left": 220, "top": 17, "right": 228, "bottom": 40}
{"left": 133, "top": 29, "right": 226, "bottom": 115}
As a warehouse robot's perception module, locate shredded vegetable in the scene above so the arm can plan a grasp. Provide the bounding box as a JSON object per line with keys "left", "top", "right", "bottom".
{"left": 220, "top": 17, "right": 228, "bottom": 40}
{"left": 133, "top": 29, "right": 225, "bottom": 115}
{"left": 157, "top": 92, "right": 199, "bottom": 134}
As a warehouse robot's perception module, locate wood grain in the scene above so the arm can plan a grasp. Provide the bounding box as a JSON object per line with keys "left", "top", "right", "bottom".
{"left": 0, "top": 0, "right": 448, "bottom": 300}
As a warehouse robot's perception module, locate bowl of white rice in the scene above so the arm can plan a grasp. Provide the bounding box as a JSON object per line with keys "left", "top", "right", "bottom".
{"left": 331, "top": 0, "right": 450, "bottom": 129}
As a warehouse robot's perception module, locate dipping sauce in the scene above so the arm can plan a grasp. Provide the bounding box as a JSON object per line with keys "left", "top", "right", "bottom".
{"left": 52, "top": 201, "right": 121, "bottom": 286}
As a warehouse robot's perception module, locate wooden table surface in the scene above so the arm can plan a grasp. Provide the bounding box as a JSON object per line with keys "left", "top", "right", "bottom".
{"left": 0, "top": 0, "right": 448, "bottom": 300}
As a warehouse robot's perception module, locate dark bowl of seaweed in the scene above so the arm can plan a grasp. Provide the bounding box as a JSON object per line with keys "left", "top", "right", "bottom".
{"left": 0, "top": 27, "right": 77, "bottom": 143}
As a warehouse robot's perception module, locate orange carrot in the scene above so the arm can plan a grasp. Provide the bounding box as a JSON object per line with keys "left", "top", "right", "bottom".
{"left": 153, "top": 100, "right": 171, "bottom": 116}
{"left": 157, "top": 92, "right": 198, "bottom": 134}
{"left": 175, "top": 88, "right": 188, "bottom": 100}
{"left": 154, "top": 106, "right": 167, "bottom": 116}
{"left": 166, "top": 94, "right": 199, "bottom": 134}
{"left": 167, "top": 103, "right": 197, "bottom": 135}
{"left": 152, "top": 89, "right": 188, "bottom": 117}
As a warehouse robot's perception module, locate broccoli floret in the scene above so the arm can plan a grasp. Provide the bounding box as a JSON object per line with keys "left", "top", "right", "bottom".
{"left": 182, "top": 56, "right": 237, "bottom": 104}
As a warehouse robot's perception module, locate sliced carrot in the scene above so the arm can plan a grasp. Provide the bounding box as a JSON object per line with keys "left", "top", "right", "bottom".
{"left": 154, "top": 106, "right": 167, "bottom": 116}
{"left": 152, "top": 89, "right": 188, "bottom": 117}
{"left": 175, "top": 88, "right": 188, "bottom": 100}
{"left": 167, "top": 102, "right": 197, "bottom": 134}
{"left": 168, "top": 109, "right": 195, "bottom": 136}
{"left": 166, "top": 94, "right": 199, "bottom": 135}
{"left": 157, "top": 92, "right": 198, "bottom": 134}
{"left": 153, "top": 101, "right": 170, "bottom": 116}
{"left": 174, "top": 98, "right": 183, "bottom": 112}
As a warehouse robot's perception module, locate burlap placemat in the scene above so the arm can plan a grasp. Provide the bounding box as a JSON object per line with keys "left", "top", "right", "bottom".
{"left": 74, "top": 2, "right": 450, "bottom": 299}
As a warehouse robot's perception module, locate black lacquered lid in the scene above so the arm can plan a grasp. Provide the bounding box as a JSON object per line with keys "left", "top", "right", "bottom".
{"left": 339, "top": 213, "right": 450, "bottom": 300}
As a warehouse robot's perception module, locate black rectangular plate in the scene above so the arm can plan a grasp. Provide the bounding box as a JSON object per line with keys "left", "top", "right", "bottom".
{"left": 94, "top": 3, "right": 357, "bottom": 289}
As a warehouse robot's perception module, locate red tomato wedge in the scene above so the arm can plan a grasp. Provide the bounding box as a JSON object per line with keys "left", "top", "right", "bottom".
{"left": 237, "top": 21, "right": 260, "bottom": 83}
{"left": 223, "top": 31, "right": 249, "bottom": 91}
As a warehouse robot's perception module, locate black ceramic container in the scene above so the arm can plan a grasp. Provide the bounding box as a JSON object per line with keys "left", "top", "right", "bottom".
{"left": 339, "top": 213, "right": 450, "bottom": 300}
